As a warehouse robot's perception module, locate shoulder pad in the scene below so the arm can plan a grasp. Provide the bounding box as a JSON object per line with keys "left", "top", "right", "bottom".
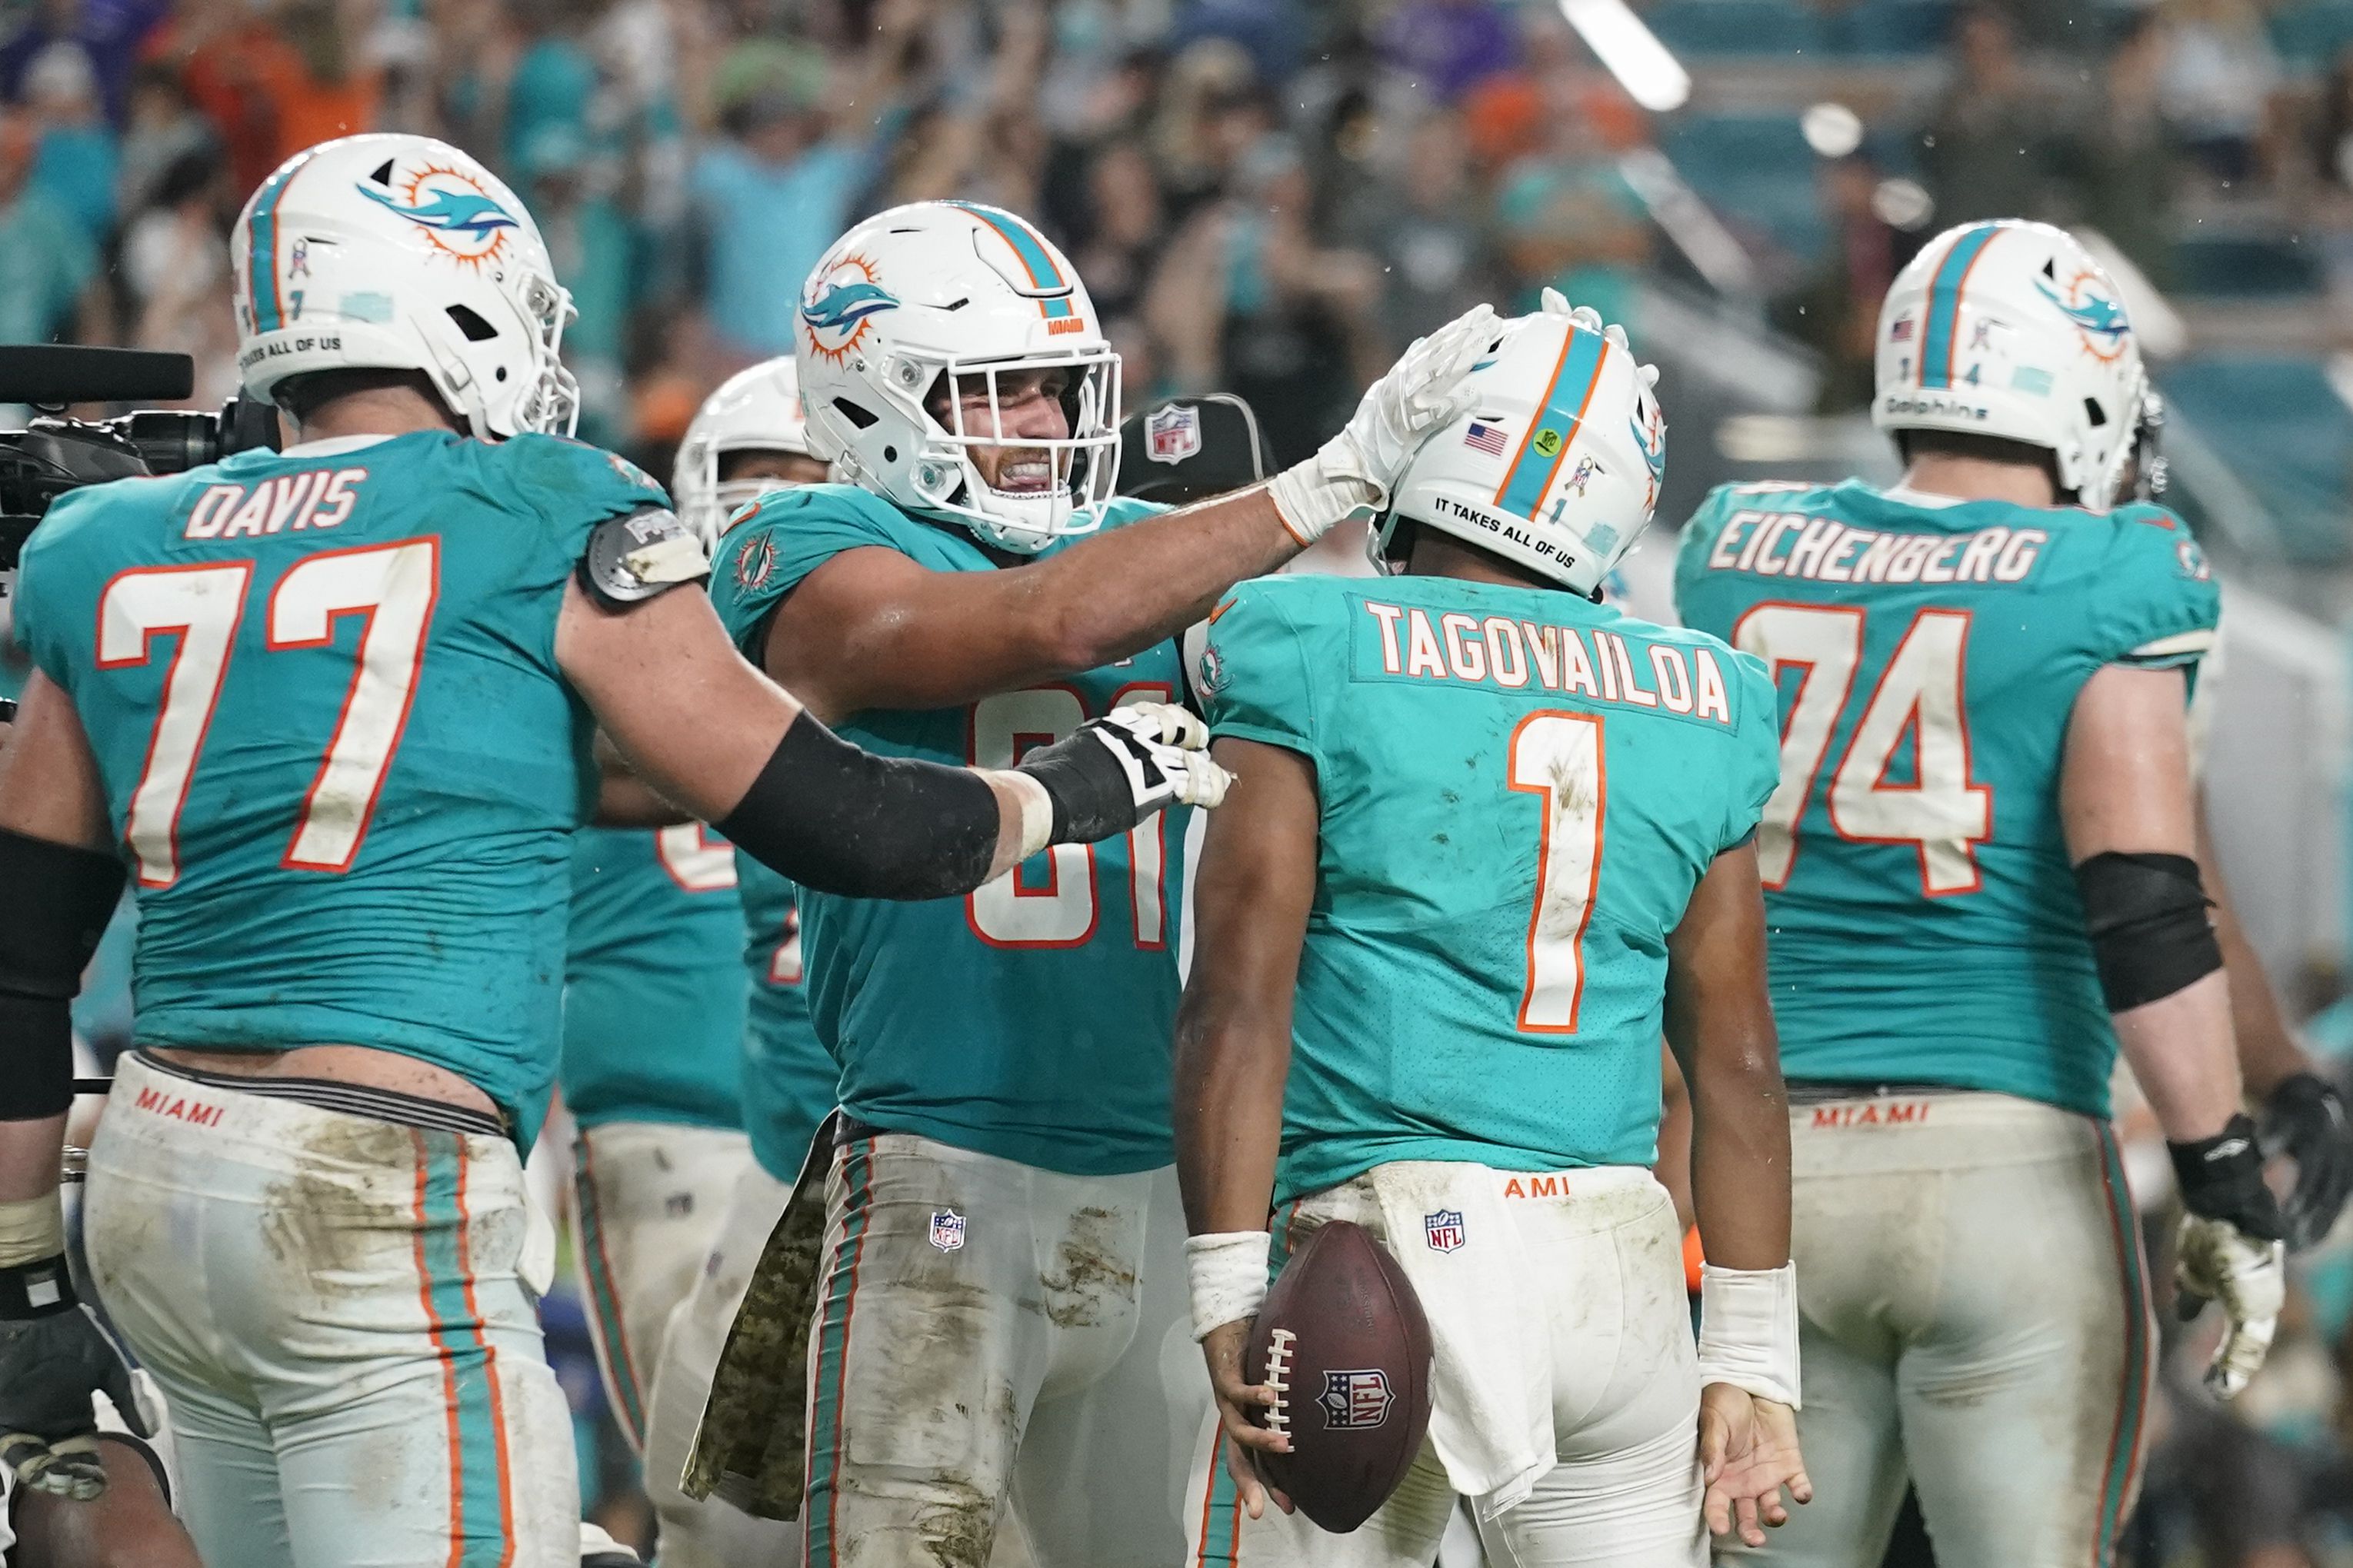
{"left": 578, "top": 508, "right": 710, "bottom": 606}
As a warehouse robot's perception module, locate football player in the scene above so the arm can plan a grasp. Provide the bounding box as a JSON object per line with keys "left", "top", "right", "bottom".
{"left": 635, "top": 359, "right": 832, "bottom": 1568}
{"left": 556, "top": 358, "right": 828, "bottom": 1467}
{"left": 0, "top": 137, "right": 1221, "bottom": 1568}
{"left": 1672, "top": 220, "right": 2283, "bottom": 1566}
{"left": 1178, "top": 301, "right": 1808, "bottom": 1567}
{"left": 701, "top": 199, "right": 1499, "bottom": 1566}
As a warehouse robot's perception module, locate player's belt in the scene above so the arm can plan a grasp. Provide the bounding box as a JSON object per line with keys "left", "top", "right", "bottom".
{"left": 1784, "top": 1079, "right": 1961, "bottom": 1106}
{"left": 833, "top": 1114, "right": 888, "bottom": 1148}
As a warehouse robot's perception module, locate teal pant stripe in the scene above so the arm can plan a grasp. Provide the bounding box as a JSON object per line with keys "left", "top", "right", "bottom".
{"left": 571, "top": 1160, "right": 644, "bottom": 1440}
{"left": 804, "top": 1138, "right": 874, "bottom": 1568}
{"left": 945, "top": 200, "right": 1065, "bottom": 291}
{"left": 415, "top": 1130, "right": 511, "bottom": 1568}
{"left": 2092, "top": 1122, "right": 2150, "bottom": 1562}
{"left": 246, "top": 154, "right": 313, "bottom": 333}
{"left": 1194, "top": 1430, "right": 1243, "bottom": 1566}
{"left": 1495, "top": 328, "right": 1608, "bottom": 520}
{"left": 1918, "top": 224, "right": 1998, "bottom": 389}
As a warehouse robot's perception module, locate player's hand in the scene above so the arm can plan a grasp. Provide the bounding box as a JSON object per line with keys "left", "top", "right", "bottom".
{"left": 2175, "top": 1213, "right": 2285, "bottom": 1398}
{"left": 1017, "top": 701, "right": 1230, "bottom": 846}
{"left": 1265, "top": 301, "right": 1499, "bottom": 541}
{"left": 0, "top": 1257, "right": 151, "bottom": 1501}
{"left": 2170, "top": 1113, "right": 2288, "bottom": 1397}
{"left": 1200, "top": 1318, "right": 1294, "bottom": 1520}
{"left": 2261, "top": 1071, "right": 2353, "bottom": 1250}
{"left": 1537, "top": 287, "right": 1661, "bottom": 389}
{"left": 1698, "top": 1383, "right": 1810, "bottom": 1547}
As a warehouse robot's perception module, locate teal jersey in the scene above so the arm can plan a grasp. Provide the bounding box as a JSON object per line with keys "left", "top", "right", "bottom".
{"left": 15, "top": 431, "right": 672, "bottom": 1144}
{"left": 1200, "top": 573, "right": 1781, "bottom": 1204}
{"left": 707, "top": 484, "right": 1189, "bottom": 1176}
{"left": 1673, "top": 480, "right": 2221, "bottom": 1117}
{"left": 559, "top": 825, "right": 749, "bottom": 1131}
{"left": 735, "top": 854, "right": 836, "bottom": 1182}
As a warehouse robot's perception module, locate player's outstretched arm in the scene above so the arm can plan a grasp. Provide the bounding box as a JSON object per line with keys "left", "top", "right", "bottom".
{"left": 769, "top": 304, "right": 1500, "bottom": 721}
{"left": 0, "top": 672, "right": 152, "bottom": 1503}
{"left": 2062, "top": 663, "right": 2283, "bottom": 1395}
{"left": 1172, "top": 736, "right": 1320, "bottom": 1521}
{"left": 2197, "top": 802, "right": 2353, "bottom": 1250}
{"left": 1663, "top": 842, "right": 1810, "bottom": 1546}
{"left": 557, "top": 578, "right": 1227, "bottom": 900}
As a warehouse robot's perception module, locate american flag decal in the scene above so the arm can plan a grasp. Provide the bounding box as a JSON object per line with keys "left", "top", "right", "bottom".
{"left": 1463, "top": 421, "right": 1508, "bottom": 457}
{"left": 1890, "top": 317, "right": 1915, "bottom": 341}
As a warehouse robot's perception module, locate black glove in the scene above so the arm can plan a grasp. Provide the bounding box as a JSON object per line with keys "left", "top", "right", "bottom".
{"left": 1015, "top": 702, "right": 1229, "bottom": 844}
{"left": 2261, "top": 1071, "right": 2353, "bottom": 1251}
{"left": 0, "top": 1252, "right": 148, "bottom": 1500}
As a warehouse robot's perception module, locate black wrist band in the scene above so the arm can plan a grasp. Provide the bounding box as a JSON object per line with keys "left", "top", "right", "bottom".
{"left": 2170, "top": 1113, "right": 2285, "bottom": 1239}
{"left": 0, "top": 1253, "right": 78, "bottom": 1319}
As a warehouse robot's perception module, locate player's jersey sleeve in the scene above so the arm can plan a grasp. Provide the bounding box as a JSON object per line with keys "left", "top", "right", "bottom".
{"left": 505, "top": 433, "right": 673, "bottom": 531}
{"left": 12, "top": 481, "right": 120, "bottom": 688}
{"left": 1670, "top": 483, "right": 1748, "bottom": 629}
{"left": 2091, "top": 505, "right": 2221, "bottom": 671}
{"left": 705, "top": 484, "right": 919, "bottom": 661}
{"left": 1198, "top": 581, "right": 1327, "bottom": 764}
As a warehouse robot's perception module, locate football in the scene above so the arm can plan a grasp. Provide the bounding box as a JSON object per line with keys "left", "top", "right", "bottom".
{"left": 1244, "top": 1219, "right": 1435, "bottom": 1533}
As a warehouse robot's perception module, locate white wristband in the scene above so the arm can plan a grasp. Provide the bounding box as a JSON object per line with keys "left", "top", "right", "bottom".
{"left": 989, "top": 768, "right": 1056, "bottom": 861}
{"left": 1186, "top": 1230, "right": 1271, "bottom": 1341}
{"left": 1696, "top": 1261, "right": 1802, "bottom": 1409}
{"left": 0, "top": 1193, "right": 67, "bottom": 1269}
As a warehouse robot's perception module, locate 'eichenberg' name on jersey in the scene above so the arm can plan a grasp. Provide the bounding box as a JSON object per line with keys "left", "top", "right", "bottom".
{"left": 1701, "top": 506, "right": 2048, "bottom": 586}
{"left": 1359, "top": 595, "right": 1739, "bottom": 726}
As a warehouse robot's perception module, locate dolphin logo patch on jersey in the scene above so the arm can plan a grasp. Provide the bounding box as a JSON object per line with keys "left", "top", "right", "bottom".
{"left": 2032, "top": 271, "right": 2131, "bottom": 361}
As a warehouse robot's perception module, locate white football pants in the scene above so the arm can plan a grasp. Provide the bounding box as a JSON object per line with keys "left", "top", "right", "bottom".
{"left": 568, "top": 1120, "right": 752, "bottom": 1453}
{"left": 638, "top": 1161, "right": 802, "bottom": 1568}
{"left": 1723, "top": 1090, "right": 2154, "bottom": 1568}
{"left": 800, "top": 1132, "right": 1207, "bottom": 1568}
{"left": 82, "top": 1054, "right": 578, "bottom": 1568}
{"left": 1185, "top": 1166, "right": 1705, "bottom": 1568}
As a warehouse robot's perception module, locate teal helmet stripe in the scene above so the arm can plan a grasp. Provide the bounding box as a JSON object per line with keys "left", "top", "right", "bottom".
{"left": 1494, "top": 327, "right": 1608, "bottom": 521}
{"left": 1918, "top": 225, "right": 2001, "bottom": 390}
{"left": 245, "top": 152, "right": 318, "bottom": 334}
{"left": 945, "top": 201, "right": 1068, "bottom": 293}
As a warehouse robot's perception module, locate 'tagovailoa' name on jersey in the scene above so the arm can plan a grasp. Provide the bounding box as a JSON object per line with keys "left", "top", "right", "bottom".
{"left": 1673, "top": 478, "right": 2221, "bottom": 1120}
{"left": 15, "top": 431, "right": 673, "bottom": 1146}
{"left": 1352, "top": 596, "right": 1743, "bottom": 725}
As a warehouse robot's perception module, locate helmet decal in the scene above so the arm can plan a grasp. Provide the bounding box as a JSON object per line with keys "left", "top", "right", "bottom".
{"left": 947, "top": 200, "right": 1080, "bottom": 325}
{"left": 355, "top": 163, "right": 521, "bottom": 270}
{"left": 801, "top": 254, "right": 897, "bottom": 365}
{"left": 1918, "top": 224, "right": 2002, "bottom": 388}
{"left": 2032, "top": 269, "right": 2131, "bottom": 361}
{"left": 245, "top": 148, "right": 322, "bottom": 333}
{"left": 1494, "top": 328, "right": 1608, "bottom": 518}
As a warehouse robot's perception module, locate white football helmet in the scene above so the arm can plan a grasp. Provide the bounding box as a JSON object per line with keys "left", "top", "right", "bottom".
{"left": 1378, "top": 312, "right": 1665, "bottom": 597}
{"left": 673, "top": 357, "right": 815, "bottom": 548}
{"left": 232, "top": 133, "right": 578, "bottom": 439}
{"left": 1873, "top": 219, "right": 2146, "bottom": 510}
{"left": 795, "top": 201, "right": 1120, "bottom": 554}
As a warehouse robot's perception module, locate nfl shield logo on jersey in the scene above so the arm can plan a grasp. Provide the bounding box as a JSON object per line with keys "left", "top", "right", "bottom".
{"left": 1423, "top": 1210, "right": 1465, "bottom": 1253}
{"left": 929, "top": 1209, "right": 967, "bottom": 1252}
{"left": 1319, "top": 1370, "right": 1395, "bottom": 1429}
{"left": 1145, "top": 403, "right": 1203, "bottom": 465}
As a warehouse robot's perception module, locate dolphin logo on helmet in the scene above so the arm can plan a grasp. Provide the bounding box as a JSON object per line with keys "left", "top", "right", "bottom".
{"left": 802, "top": 279, "right": 899, "bottom": 334}
{"left": 355, "top": 183, "right": 520, "bottom": 240}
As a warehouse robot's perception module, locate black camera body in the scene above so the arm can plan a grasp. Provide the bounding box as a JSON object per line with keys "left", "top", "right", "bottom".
{"left": 0, "top": 347, "right": 282, "bottom": 580}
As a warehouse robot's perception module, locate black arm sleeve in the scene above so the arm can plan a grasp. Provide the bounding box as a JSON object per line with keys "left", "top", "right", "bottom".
{"left": 717, "top": 712, "right": 1004, "bottom": 901}
{"left": 0, "top": 828, "right": 126, "bottom": 1122}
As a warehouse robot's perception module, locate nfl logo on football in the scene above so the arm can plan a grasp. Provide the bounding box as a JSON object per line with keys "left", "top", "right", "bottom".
{"left": 929, "top": 1208, "right": 967, "bottom": 1252}
{"left": 1319, "top": 1370, "right": 1395, "bottom": 1430}
{"left": 1423, "top": 1209, "right": 1465, "bottom": 1253}
{"left": 1145, "top": 402, "right": 1202, "bottom": 465}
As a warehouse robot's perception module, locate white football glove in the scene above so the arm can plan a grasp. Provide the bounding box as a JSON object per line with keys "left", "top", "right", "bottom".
{"left": 1265, "top": 302, "right": 1500, "bottom": 544}
{"left": 1016, "top": 701, "right": 1230, "bottom": 846}
{"left": 2175, "top": 1213, "right": 2285, "bottom": 1399}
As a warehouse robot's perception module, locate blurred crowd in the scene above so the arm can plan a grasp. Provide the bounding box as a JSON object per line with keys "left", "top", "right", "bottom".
{"left": 15, "top": 0, "right": 2353, "bottom": 1561}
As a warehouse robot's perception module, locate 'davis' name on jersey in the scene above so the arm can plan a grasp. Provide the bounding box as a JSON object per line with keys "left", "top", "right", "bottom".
{"left": 1360, "top": 598, "right": 1737, "bottom": 727}
{"left": 180, "top": 469, "right": 372, "bottom": 541}
{"left": 1701, "top": 510, "right": 2048, "bottom": 585}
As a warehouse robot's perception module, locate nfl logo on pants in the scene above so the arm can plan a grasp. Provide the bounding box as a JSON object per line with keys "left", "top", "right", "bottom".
{"left": 1424, "top": 1210, "right": 1465, "bottom": 1253}
{"left": 929, "top": 1208, "right": 966, "bottom": 1252}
